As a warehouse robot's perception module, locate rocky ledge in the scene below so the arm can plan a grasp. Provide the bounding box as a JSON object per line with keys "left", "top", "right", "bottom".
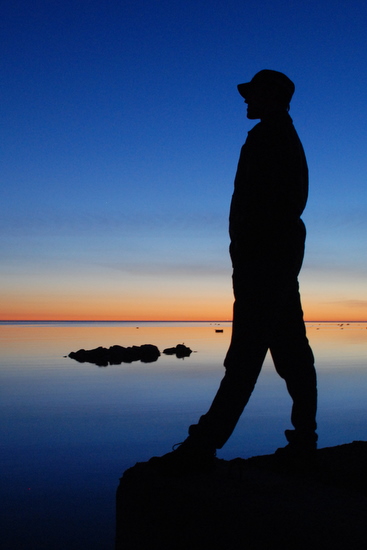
{"left": 116, "top": 441, "right": 367, "bottom": 550}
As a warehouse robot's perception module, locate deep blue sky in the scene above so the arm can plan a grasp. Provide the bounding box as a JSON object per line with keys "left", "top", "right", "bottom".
{"left": 1, "top": 0, "right": 367, "bottom": 320}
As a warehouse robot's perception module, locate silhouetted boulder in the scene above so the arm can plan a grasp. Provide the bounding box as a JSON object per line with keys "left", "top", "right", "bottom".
{"left": 68, "top": 344, "right": 160, "bottom": 366}
{"left": 138, "top": 344, "right": 161, "bottom": 363}
{"left": 68, "top": 346, "right": 110, "bottom": 366}
{"left": 163, "top": 344, "right": 193, "bottom": 358}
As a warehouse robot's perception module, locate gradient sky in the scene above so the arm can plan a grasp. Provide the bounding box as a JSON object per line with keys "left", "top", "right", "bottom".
{"left": 1, "top": 0, "right": 367, "bottom": 321}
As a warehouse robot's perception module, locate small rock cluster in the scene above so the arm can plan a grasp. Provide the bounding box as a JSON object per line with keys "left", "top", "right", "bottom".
{"left": 68, "top": 343, "right": 192, "bottom": 366}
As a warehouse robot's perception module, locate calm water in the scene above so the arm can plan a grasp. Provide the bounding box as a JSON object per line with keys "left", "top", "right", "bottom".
{"left": 1, "top": 321, "right": 367, "bottom": 549}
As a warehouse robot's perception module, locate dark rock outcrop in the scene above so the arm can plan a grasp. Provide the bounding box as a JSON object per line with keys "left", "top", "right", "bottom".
{"left": 163, "top": 344, "right": 193, "bottom": 358}
{"left": 116, "top": 441, "right": 367, "bottom": 550}
{"left": 68, "top": 344, "right": 160, "bottom": 366}
{"left": 68, "top": 343, "right": 195, "bottom": 365}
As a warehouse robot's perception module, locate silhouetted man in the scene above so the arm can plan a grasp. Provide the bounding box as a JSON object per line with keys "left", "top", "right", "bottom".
{"left": 150, "top": 70, "right": 317, "bottom": 473}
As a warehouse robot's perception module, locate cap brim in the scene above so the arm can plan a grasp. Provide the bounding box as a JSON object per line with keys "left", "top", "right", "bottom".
{"left": 237, "top": 82, "right": 251, "bottom": 98}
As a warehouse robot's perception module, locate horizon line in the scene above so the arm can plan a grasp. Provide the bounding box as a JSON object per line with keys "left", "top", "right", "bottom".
{"left": 1, "top": 319, "right": 366, "bottom": 323}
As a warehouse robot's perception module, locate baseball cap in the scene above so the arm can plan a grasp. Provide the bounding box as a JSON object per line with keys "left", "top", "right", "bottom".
{"left": 237, "top": 70, "right": 295, "bottom": 103}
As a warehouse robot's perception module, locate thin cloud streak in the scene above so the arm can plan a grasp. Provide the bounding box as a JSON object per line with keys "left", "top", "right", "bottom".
{"left": 100, "top": 260, "right": 231, "bottom": 278}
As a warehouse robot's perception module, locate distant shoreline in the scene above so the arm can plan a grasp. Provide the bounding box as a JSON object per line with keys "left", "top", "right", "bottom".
{"left": 1, "top": 320, "right": 366, "bottom": 324}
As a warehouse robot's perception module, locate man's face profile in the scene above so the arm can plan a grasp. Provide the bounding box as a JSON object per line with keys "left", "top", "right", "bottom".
{"left": 244, "top": 87, "right": 269, "bottom": 119}
{"left": 245, "top": 94, "right": 263, "bottom": 120}
{"left": 244, "top": 86, "right": 286, "bottom": 120}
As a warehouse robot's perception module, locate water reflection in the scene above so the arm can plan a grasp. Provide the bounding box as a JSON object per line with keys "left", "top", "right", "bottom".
{"left": 1, "top": 322, "right": 367, "bottom": 549}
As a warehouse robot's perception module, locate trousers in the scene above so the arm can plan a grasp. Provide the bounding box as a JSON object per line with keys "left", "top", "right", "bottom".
{"left": 192, "top": 234, "right": 317, "bottom": 449}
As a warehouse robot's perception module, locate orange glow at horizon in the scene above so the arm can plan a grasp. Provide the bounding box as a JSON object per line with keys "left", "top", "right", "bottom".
{"left": 0, "top": 291, "right": 233, "bottom": 322}
{"left": 1, "top": 294, "right": 367, "bottom": 322}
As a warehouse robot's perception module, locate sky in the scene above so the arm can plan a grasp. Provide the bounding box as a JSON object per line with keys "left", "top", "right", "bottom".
{"left": 1, "top": 0, "right": 367, "bottom": 321}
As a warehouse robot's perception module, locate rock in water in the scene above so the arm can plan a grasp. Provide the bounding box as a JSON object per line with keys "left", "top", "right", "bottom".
{"left": 163, "top": 344, "right": 192, "bottom": 358}
{"left": 68, "top": 344, "right": 160, "bottom": 366}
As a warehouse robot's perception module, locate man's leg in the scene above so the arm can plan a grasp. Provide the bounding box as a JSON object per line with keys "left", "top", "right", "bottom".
{"left": 270, "top": 280, "right": 317, "bottom": 447}
{"left": 189, "top": 266, "right": 273, "bottom": 449}
{"left": 148, "top": 290, "right": 268, "bottom": 472}
{"left": 190, "top": 302, "right": 268, "bottom": 449}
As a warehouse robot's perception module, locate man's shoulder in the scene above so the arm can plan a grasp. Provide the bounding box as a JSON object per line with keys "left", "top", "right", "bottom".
{"left": 245, "top": 121, "right": 273, "bottom": 148}
{"left": 247, "top": 121, "right": 263, "bottom": 135}
{"left": 246, "top": 121, "right": 266, "bottom": 143}
{"left": 249, "top": 114, "right": 298, "bottom": 142}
